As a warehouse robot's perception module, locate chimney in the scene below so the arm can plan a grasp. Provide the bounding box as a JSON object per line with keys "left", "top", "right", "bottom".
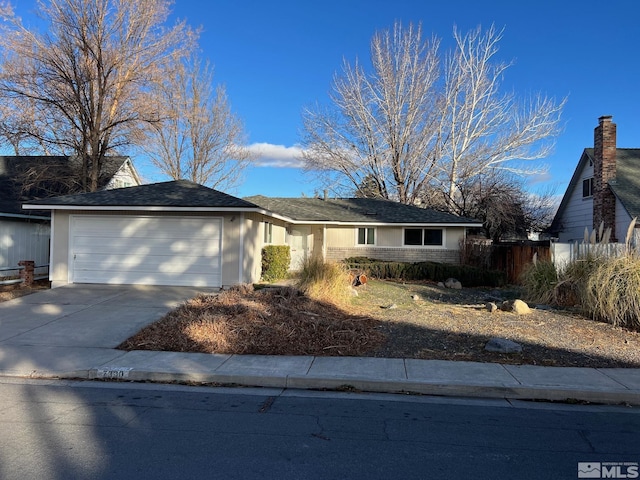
{"left": 593, "top": 115, "right": 617, "bottom": 241}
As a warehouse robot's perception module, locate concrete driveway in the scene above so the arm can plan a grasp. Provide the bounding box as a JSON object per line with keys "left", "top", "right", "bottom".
{"left": 0, "top": 284, "right": 214, "bottom": 348}
{"left": 0, "top": 284, "right": 216, "bottom": 377}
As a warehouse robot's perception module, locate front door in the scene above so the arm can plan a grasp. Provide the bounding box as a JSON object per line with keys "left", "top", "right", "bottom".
{"left": 289, "top": 226, "right": 310, "bottom": 270}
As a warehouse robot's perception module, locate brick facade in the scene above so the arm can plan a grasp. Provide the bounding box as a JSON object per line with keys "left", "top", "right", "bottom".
{"left": 593, "top": 115, "right": 618, "bottom": 241}
{"left": 325, "top": 247, "right": 461, "bottom": 264}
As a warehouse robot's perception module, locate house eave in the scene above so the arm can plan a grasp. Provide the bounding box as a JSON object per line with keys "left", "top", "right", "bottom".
{"left": 23, "top": 204, "right": 266, "bottom": 213}
{"left": 22, "top": 204, "right": 483, "bottom": 228}
{"left": 0, "top": 212, "right": 51, "bottom": 220}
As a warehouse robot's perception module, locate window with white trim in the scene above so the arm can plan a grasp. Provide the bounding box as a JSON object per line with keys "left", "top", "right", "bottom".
{"left": 264, "top": 222, "right": 273, "bottom": 243}
{"left": 404, "top": 228, "right": 443, "bottom": 246}
{"left": 357, "top": 227, "right": 375, "bottom": 245}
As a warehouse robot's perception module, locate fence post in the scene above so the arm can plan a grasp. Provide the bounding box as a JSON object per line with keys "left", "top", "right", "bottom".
{"left": 18, "top": 260, "right": 35, "bottom": 287}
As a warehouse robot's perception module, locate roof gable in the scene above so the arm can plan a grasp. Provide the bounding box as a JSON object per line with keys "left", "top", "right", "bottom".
{"left": 25, "top": 179, "right": 259, "bottom": 209}
{"left": 550, "top": 148, "right": 640, "bottom": 234}
{"left": 246, "top": 196, "right": 481, "bottom": 225}
{"left": 549, "top": 149, "right": 593, "bottom": 233}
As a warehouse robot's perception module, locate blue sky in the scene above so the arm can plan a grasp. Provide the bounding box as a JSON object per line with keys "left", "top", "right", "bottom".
{"left": 10, "top": 0, "right": 640, "bottom": 199}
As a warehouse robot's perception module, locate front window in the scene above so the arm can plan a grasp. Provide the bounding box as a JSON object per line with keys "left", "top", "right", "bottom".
{"left": 404, "top": 228, "right": 443, "bottom": 246}
{"left": 357, "top": 227, "right": 375, "bottom": 245}
{"left": 264, "top": 222, "right": 273, "bottom": 243}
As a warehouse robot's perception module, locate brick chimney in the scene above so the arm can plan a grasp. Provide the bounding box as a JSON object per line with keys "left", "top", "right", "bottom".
{"left": 593, "top": 115, "right": 617, "bottom": 242}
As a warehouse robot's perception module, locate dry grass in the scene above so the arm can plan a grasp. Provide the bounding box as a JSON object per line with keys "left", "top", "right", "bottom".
{"left": 118, "top": 284, "right": 385, "bottom": 357}
{"left": 118, "top": 279, "right": 640, "bottom": 368}
{"left": 296, "top": 256, "right": 352, "bottom": 305}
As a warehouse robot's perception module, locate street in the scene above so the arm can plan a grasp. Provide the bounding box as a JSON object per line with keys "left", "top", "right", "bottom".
{"left": 0, "top": 379, "right": 638, "bottom": 480}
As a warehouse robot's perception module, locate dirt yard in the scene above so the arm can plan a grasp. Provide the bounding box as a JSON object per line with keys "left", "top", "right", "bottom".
{"left": 118, "top": 280, "right": 640, "bottom": 368}
{"left": 0, "top": 280, "right": 50, "bottom": 302}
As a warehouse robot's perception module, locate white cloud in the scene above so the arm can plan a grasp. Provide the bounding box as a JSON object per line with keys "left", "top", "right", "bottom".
{"left": 247, "top": 143, "right": 306, "bottom": 168}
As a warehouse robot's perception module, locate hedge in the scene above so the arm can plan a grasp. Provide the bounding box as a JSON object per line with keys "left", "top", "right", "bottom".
{"left": 343, "top": 257, "right": 506, "bottom": 287}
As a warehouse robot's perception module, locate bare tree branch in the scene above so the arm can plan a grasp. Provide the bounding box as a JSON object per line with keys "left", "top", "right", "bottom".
{"left": 140, "top": 53, "right": 251, "bottom": 191}
{"left": 301, "top": 22, "right": 566, "bottom": 211}
{"left": 0, "top": 0, "right": 196, "bottom": 191}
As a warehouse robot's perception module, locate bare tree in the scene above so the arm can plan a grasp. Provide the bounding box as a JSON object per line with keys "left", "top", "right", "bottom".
{"left": 301, "top": 22, "right": 565, "bottom": 209}
{"left": 141, "top": 54, "right": 251, "bottom": 190}
{"left": 0, "top": 0, "right": 195, "bottom": 191}
{"left": 437, "top": 25, "right": 565, "bottom": 213}
{"left": 302, "top": 22, "right": 441, "bottom": 205}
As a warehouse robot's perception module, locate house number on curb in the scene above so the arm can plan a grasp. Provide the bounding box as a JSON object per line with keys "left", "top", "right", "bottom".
{"left": 96, "top": 367, "right": 132, "bottom": 379}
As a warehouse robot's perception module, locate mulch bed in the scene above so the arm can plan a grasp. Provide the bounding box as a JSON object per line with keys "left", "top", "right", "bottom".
{"left": 117, "top": 281, "right": 640, "bottom": 368}
{"left": 118, "top": 284, "right": 385, "bottom": 357}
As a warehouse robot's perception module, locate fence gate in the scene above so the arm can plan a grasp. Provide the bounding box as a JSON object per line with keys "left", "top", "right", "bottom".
{"left": 489, "top": 242, "right": 551, "bottom": 284}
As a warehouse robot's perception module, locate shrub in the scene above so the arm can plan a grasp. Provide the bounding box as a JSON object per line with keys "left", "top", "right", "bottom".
{"left": 584, "top": 255, "right": 640, "bottom": 330}
{"left": 297, "top": 256, "right": 352, "bottom": 305}
{"left": 554, "top": 250, "right": 606, "bottom": 308}
{"left": 261, "top": 245, "right": 290, "bottom": 282}
{"left": 520, "top": 259, "right": 558, "bottom": 304}
{"left": 342, "top": 257, "right": 506, "bottom": 287}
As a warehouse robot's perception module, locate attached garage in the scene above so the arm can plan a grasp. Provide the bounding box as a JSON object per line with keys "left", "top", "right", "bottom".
{"left": 70, "top": 215, "right": 222, "bottom": 287}
{"left": 24, "top": 180, "right": 268, "bottom": 288}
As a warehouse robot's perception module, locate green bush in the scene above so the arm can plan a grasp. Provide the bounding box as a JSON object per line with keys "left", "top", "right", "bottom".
{"left": 342, "top": 258, "right": 506, "bottom": 287}
{"left": 261, "top": 245, "right": 290, "bottom": 282}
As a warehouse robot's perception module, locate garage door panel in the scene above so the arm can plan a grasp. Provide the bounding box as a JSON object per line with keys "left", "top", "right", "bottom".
{"left": 72, "top": 239, "right": 221, "bottom": 256}
{"left": 74, "top": 255, "right": 220, "bottom": 274}
{"left": 70, "top": 215, "right": 223, "bottom": 287}
{"left": 72, "top": 270, "right": 219, "bottom": 287}
{"left": 74, "top": 218, "right": 221, "bottom": 237}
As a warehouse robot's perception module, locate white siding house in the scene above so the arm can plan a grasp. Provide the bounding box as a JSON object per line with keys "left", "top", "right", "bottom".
{"left": 550, "top": 116, "right": 640, "bottom": 245}
{"left": 0, "top": 156, "right": 141, "bottom": 281}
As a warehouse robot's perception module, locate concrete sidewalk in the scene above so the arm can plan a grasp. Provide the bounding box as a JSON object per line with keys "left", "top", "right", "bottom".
{"left": 1, "top": 285, "right": 639, "bottom": 405}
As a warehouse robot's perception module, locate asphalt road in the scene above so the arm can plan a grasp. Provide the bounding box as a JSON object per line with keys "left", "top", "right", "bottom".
{"left": 0, "top": 379, "right": 638, "bottom": 480}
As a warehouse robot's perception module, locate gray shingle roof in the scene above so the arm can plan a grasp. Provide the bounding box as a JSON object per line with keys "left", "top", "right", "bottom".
{"left": 608, "top": 149, "right": 640, "bottom": 219}
{"left": 245, "top": 196, "right": 480, "bottom": 224}
{"left": 25, "top": 179, "right": 259, "bottom": 209}
{"left": 0, "top": 155, "right": 131, "bottom": 216}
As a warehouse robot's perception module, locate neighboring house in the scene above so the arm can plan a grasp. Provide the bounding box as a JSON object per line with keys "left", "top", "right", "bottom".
{"left": 550, "top": 116, "right": 640, "bottom": 244}
{"left": 0, "top": 155, "right": 141, "bottom": 278}
{"left": 24, "top": 180, "right": 482, "bottom": 288}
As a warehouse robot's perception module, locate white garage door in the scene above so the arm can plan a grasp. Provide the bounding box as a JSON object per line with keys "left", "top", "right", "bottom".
{"left": 70, "top": 215, "right": 222, "bottom": 287}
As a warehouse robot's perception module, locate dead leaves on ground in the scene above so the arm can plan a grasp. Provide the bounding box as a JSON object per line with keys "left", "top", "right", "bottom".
{"left": 118, "top": 285, "right": 385, "bottom": 357}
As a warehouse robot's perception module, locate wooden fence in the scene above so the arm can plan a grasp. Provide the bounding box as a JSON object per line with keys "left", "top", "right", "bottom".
{"left": 464, "top": 241, "right": 551, "bottom": 284}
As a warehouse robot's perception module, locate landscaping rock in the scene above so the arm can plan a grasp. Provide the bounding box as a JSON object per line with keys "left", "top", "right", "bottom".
{"left": 411, "top": 294, "right": 421, "bottom": 301}
{"left": 486, "top": 302, "right": 498, "bottom": 313}
{"left": 437, "top": 282, "right": 445, "bottom": 288}
{"left": 485, "top": 337, "right": 523, "bottom": 354}
{"left": 382, "top": 303, "right": 398, "bottom": 309}
{"left": 444, "top": 278, "right": 462, "bottom": 290}
{"left": 512, "top": 299, "right": 531, "bottom": 315}
{"left": 500, "top": 299, "right": 531, "bottom": 314}
{"left": 500, "top": 300, "right": 513, "bottom": 312}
